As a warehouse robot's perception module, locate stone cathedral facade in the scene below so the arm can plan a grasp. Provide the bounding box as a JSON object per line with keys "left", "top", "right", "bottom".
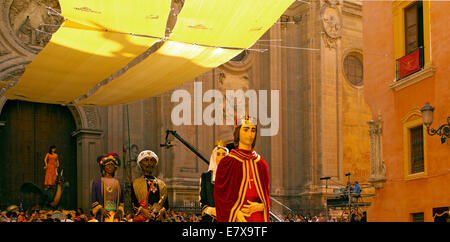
{"left": 0, "top": 0, "right": 372, "bottom": 216}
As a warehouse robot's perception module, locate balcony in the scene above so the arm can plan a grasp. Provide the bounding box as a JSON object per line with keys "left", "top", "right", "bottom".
{"left": 396, "top": 47, "right": 424, "bottom": 80}
{"left": 390, "top": 46, "right": 436, "bottom": 91}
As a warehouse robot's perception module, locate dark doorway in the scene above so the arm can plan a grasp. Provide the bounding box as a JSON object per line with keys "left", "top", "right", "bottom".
{"left": 0, "top": 100, "right": 77, "bottom": 210}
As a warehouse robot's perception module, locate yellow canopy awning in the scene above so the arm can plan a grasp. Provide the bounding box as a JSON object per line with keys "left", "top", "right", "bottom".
{"left": 59, "top": 0, "right": 170, "bottom": 36}
{"left": 76, "top": 41, "right": 242, "bottom": 106}
{"left": 74, "top": 0, "right": 294, "bottom": 106}
{"left": 4, "top": 22, "right": 158, "bottom": 104}
{"left": 3, "top": 0, "right": 171, "bottom": 104}
{"left": 4, "top": 0, "right": 294, "bottom": 106}
{"left": 169, "top": 0, "right": 295, "bottom": 48}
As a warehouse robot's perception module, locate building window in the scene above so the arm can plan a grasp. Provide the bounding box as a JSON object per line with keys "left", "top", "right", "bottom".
{"left": 393, "top": 0, "right": 431, "bottom": 81}
{"left": 410, "top": 125, "right": 424, "bottom": 174}
{"left": 343, "top": 52, "right": 363, "bottom": 86}
{"left": 396, "top": 1, "right": 424, "bottom": 80}
{"left": 404, "top": 2, "right": 421, "bottom": 55}
{"left": 411, "top": 212, "right": 424, "bottom": 222}
{"left": 402, "top": 111, "right": 427, "bottom": 180}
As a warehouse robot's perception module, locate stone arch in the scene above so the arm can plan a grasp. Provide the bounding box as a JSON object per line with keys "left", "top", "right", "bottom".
{"left": 0, "top": 96, "right": 101, "bottom": 131}
{"left": 66, "top": 105, "right": 101, "bottom": 131}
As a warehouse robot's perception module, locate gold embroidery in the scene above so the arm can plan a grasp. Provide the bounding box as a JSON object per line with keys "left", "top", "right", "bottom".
{"left": 133, "top": 177, "right": 149, "bottom": 202}
{"left": 229, "top": 160, "right": 248, "bottom": 222}
{"left": 250, "top": 160, "right": 268, "bottom": 222}
{"left": 106, "top": 186, "right": 113, "bottom": 193}
{"left": 133, "top": 177, "right": 167, "bottom": 207}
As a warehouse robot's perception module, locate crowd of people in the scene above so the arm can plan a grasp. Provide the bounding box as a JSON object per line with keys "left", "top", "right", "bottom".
{"left": 0, "top": 206, "right": 202, "bottom": 222}
{"left": 0, "top": 203, "right": 368, "bottom": 223}
{"left": 278, "top": 212, "right": 367, "bottom": 222}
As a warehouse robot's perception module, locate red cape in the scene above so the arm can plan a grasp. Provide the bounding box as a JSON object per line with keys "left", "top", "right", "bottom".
{"left": 214, "top": 148, "right": 270, "bottom": 222}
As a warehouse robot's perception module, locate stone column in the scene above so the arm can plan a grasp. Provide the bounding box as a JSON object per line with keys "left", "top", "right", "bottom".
{"left": 72, "top": 129, "right": 103, "bottom": 213}
{"left": 319, "top": 0, "right": 343, "bottom": 181}
{"left": 269, "top": 21, "right": 284, "bottom": 201}
{"left": 367, "top": 119, "right": 386, "bottom": 188}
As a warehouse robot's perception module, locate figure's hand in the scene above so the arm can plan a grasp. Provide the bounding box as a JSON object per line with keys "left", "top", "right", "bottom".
{"left": 155, "top": 207, "right": 166, "bottom": 221}
{"left": 210, "top": 207, "right": 216, "bottom": 217}
{"left": 44, "top": 166, "right": 47, "bottom": 170}
{"left": 235, "top": 210, "right": 250, "bottom": 222}
{"left": 205, "top": 207, "right": 216, "bottom": 217}
{"left": 241, "top": 200, "right": 264, "bottom": 216}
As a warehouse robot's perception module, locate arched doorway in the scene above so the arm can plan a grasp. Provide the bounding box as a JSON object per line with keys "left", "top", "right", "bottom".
{"left": 0, "top": 100, "right": 77, "bottom": 210}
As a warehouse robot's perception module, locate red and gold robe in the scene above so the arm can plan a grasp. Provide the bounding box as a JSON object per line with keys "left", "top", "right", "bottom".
{"left": 214, "top": 148, "right": 270, "bottom": 222}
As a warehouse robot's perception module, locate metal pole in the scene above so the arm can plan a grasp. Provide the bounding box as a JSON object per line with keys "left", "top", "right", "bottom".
{"left": 325, "top": 179, "right": 328, "bottom": 219}
{"left": 126, "top": 104, "right": 132, "bottom": 182}
{"left": 164, "top": 130, "right": 210, "bottom": 165}
{"left": 126, "top": 104, "right": 133, "bottom": 213}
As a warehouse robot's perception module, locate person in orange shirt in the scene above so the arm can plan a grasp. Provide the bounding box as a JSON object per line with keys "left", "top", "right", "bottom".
{"left": 44, "top": 145, "right": 59, "bottom": 190}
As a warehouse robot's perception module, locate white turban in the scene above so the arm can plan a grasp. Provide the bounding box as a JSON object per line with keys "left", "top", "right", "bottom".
{"left": 209, "top": 146, "right": 229, "bottom": 182}
{"left": 137, "top": 150, "right": 159, "bottom": 168}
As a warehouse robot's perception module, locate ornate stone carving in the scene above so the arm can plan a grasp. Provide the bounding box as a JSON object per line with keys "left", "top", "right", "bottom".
{"left": 0, "top": 65, "right": 26, "bottom": 96}
{"left": 82, "top": 106, "right": 98, "bottom": 129}
{"left": 215, "top": 71, "right": 251, "bottom": 140}
{"left": 320, "top": 1, "right": 342, "bottom": 49}
{"left": 217, "top": 71, "right": 251, "bottom": 120}
{"left": 8, "top": 0, "right": 63, "bottom": 53}
{"left": 325, "top": 0, "right": 339, "bottom": 6}
{"left": 0, "top": 41, "right": 11, "bottom": 56}
{"left": 367, "top": 118, "right": 386, "bottom": 188}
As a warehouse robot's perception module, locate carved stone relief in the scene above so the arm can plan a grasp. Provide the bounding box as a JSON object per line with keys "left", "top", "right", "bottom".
{"left": 0, "top": 41, "right": 11, "bottom": 56}
{"left": 367, "top": 118, "right": 386, "bottom": 188}
{"left": 217, "top": 71, "right": 251, "bottom": 120}
{"left": 0, "top": 67, "right": 25, "bottom": 95}
{"left": 8, "top": 0, "right": 63, "bottom": 53}
{"left": 215, "top": 71, "right": 252, "bottom": 141}
{"left": 82, "top": 106, "right": 99, "bottom": 129}
{"left": 320, "top": 1, "right": 342, "bottom": 49}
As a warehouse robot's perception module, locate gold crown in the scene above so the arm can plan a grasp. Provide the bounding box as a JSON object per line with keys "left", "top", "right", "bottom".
{"left": 215, "top": 140, "right": 225, "bottom": 147}
{"left": 235, "top": 114, "right": 257, "bottom": 125}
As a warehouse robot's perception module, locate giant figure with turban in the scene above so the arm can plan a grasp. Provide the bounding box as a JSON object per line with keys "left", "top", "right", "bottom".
{"left": 131, "top": 150, "right": 169, "bottom": 222}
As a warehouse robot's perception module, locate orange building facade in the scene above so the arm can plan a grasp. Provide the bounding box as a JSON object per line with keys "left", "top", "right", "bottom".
{"left": 363, "top": 0, "right": 450, "bottom": 222}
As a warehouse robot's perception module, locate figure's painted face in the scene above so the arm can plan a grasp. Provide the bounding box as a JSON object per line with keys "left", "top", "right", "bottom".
{"left": 239, "top": 124, "right": 256, "bottom": 148}
{"left": 215, "top": 148, "right": 228, "bottom": 166}
{"left": 51, "top": 148, "right": 56, "bottom": 153}
{"left": 104, "top": 161, "right": 117, "bottom": 176}
{"left": 140, "top": 157, "right": 157, "bottom": 175}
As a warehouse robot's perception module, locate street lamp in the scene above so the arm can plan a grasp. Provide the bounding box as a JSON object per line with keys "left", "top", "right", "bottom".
{"left": 420, "top": 102, "right": 450, "bottom": 144}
